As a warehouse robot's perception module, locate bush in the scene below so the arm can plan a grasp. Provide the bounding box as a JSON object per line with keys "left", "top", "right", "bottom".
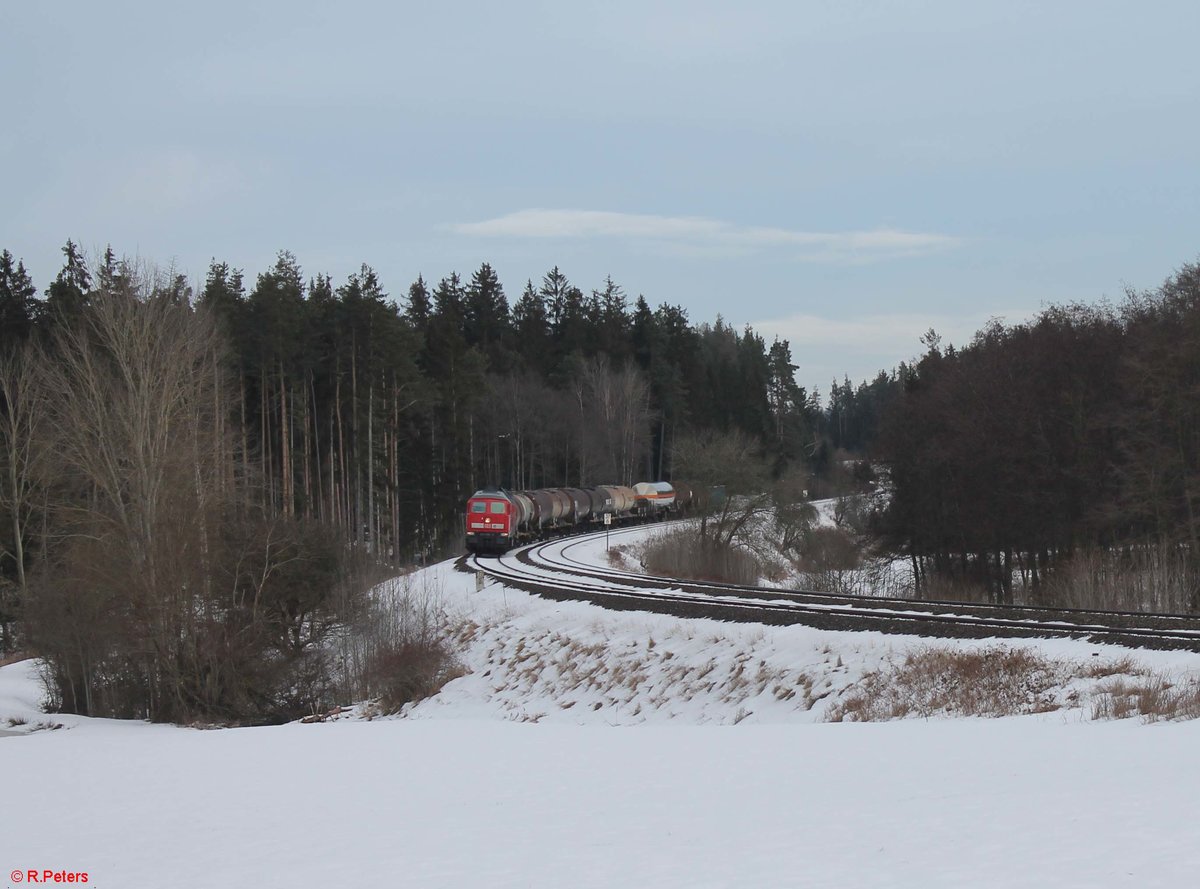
{"left": 1090, "top": 675, "right": 1200, "bottom": 721}
{"left": 332, "top": 572, "right": 461, "bottom": 713}
{"left": 826, "top": 646, "right": 1065, "bottom": 721}
{"left": 641, "top": 528, "right": 764, "bottom": 585}
{"left": 27, "top": 514, "right": 363, "bottom": 725}
{"left": 796, "top": 526, "right": 861, "bottom": 572}
{"left": 806, "top": 454, "right": 876, "bottom": 500}
{"left": 364, "top": 640, "right": 460, "bottom": 712}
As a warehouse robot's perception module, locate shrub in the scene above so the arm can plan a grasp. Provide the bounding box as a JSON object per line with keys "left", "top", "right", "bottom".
{"left": 1090, "top": 675, "right": 1200, "bottom": 721}
{"left": 641, "top": 528, "right": 763, "bottom": 585}
{"left": 826, "top": 646, "right": 1065, "bottom": 721}
{"left": 364, "top": 640, "right": 461, "bottom": 712}
{"left": 27, "top": 513, "right": 365, "bottom": 724}
{"left": 332, "top": 572, "right": 461, "bottom": 713}
{"left": 796, "top": 526, "right": 861, "bottom": 572}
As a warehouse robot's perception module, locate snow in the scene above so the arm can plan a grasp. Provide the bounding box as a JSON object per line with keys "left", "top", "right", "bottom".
{"left": 3, "top": 520, "right": 1200, "bottom": 887}
{"left": 3, "top": 707, "right": 1199, "bottom": 887}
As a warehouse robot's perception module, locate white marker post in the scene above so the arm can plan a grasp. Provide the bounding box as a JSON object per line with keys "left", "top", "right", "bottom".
{"left": 604, "top": 511, "right": 612, "bottom": 551}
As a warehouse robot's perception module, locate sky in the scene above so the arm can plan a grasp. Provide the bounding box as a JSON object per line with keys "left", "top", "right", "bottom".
{"left": 4, "top": 1, "right": 1200, "bottom": 393}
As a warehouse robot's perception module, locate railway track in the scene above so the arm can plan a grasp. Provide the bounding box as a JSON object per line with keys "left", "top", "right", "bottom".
{"left": 459, "top": 526, "right": 1200, "bottom": 651}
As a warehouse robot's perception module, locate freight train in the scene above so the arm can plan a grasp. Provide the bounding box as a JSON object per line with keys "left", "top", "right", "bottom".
{"left": 464, "top": 481, "right": 691, "bottom": 555}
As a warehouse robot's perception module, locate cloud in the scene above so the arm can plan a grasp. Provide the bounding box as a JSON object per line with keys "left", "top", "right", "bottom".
{"left": 451, "top": 209, "right": 960, "bottom": 262}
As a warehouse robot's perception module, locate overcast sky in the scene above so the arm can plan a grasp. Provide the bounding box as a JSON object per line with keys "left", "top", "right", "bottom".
{"left": 5, "top": 1, "right": 1199, "bottom": 393}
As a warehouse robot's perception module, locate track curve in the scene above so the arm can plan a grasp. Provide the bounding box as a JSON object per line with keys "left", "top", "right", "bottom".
{"left": 459, "top": 526, "right": 1200, "bottom": 651}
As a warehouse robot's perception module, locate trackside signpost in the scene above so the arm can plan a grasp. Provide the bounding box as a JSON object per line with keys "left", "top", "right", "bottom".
{"left": 604, "top": 511, "right": 612, "bottom": 551}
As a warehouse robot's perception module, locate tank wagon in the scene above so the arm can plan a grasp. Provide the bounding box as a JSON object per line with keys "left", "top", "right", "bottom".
{"left": 465, "top": 481, "right": 684, "bottom": 555}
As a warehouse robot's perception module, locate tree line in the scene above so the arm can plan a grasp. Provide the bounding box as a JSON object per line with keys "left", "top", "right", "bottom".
{"left": 878, "top": 261, "right": 1200, "bottom": 609}
{"left": 197, "top": 250, "right": 825, "bottom": 558}
{"left": 0, "top": 239, "right": 829, "bottom": 719}
{"left": 12, "top": 237, "right": 1196, "bottom": 716}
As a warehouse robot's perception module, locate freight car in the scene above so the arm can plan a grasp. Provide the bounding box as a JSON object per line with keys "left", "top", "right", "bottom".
{"left": 464, "top": 481, "right": 684, "bottom": 555}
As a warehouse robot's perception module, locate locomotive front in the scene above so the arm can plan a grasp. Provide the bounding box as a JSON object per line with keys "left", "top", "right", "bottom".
{"left": 464, "top": 489, "right": 516, "bottom": 555}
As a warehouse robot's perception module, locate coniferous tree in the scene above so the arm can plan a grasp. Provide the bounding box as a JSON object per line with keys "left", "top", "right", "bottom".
{"left": 200, "top": 260, "right": 246, "bottom": 320}
{"left": 511, "top": 279, "right": 551, "bottom": 375}
{"left": 766, "top": 338, "right": 814, "bottom": 471}
{"left": 405, "top": 274, "right": 432, "bottom": 335}
{"left": 464, "top": 262, "right": 510, "bottom": 368}
{"left": 44, "top": 240, "right": 92, "bottom": 322}
{"left": 630, "top": 295, "right": 656, "bottom": 372}
{"left": 246, "top": 251, "right": 307, "bottom": 513}
{"left": 0, "top": 251, "right": 39, "bottom": 349}
{"left": 540, "top": 266, "right": 587, "bottom": 376}
{"left": 595, "top": 275, "right": 631, "bottom": 363}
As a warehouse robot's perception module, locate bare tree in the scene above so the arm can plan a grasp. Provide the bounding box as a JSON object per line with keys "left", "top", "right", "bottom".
{"left": 579, "top": 355, "right": 653, "bottom": 484}
{"left": 0, "top": 344, "right": 45, "bottom": 592}
{"left": 23, "top": 261, "right": 363, "bottom": 721}
{"left": 672, "top": 429, "right": 771, "bottom": 548}
{"left": 32, "top": 263, "right": 231, "bottom": 716}
{"left": 0, "top": 342, "right": 47, "bottom": 649}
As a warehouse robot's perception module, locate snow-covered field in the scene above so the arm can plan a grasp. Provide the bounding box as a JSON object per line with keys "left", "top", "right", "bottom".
{"left": 4, "top": 522, "right": 1200, "bottom": 888}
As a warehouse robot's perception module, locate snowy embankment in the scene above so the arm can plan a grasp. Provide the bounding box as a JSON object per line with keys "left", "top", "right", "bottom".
{"left": 3, "top": 522, "right": 1200, "bottom": 887}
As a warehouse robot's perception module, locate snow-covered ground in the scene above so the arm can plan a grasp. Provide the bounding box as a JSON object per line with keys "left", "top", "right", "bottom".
{"left": 3, "top": 522, "right": 1200, "bottom": 887}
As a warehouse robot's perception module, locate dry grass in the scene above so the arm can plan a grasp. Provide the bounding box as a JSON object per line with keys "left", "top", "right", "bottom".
{"left": 1090, "top": 675, "right": 1200, "bottom": 721}
{"left": 3, "top": 717, "right": 63, "bottom": 732}
{"left": 911, "top": 572, "right": 995, "bottom": 605}
{"left": 911, "top": 545, "right": 1200, "bottom": 613}
{"left": 826, "top": 646, "right": 1067, "bottom": 721}
{"left": 365, "top": 640, "right": 464, "bottom": 713}
{"left": 825, "top": 644, "right": 1200, "bottom": 723}
{"left": 479, "top": 627, "right": 817, "bottom": 721}
{"left": 798, "top": 556, "right": 914, "bottom": 598}
{"left": 1081, "top": 655, "right": 1142, "bottom": 679}
{"left": 640, "top": 528, "right": 764, "bottom": 585}
{"left": 606, "top": 545, "right": 635, "bottom": 570}
{"left": 1039, "top": 545, "right": 1200, "bottom": 613}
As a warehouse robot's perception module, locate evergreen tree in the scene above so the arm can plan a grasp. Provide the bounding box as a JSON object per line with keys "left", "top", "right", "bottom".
{"left": 595, "top": 275, "right": 631, "bottom": 362}
{"left": 0, "top": 251, "right": 38, "bottom": 349}
{"left": 630, "top": 295, "right": 656, "bottom": 373}
{"left": 511, "top": 279, "right": 551, "bottom": 375}
{"left": 766, "top": 338, "right": 812, "bottom": 469}
{"left": 540, "top": 266, "right": 587, "bottom": 375}
{"left": 44, "top": 240, "right": 92, "bottom": 321}
{"left": 736, "top": 327, "right": 772, "bottom": 438}
{"left": 200, "top": 260, "right": 246, "bottom": 319}
{"left": 464, "top": 262, "right": 511, "bottom": 369}
{"left": 540, "top": 266, "right": 571, "bottom": 331}
{"left": 405, "top": 274, "right": 432, "bottom": 335}
{"left": 248, "top": 251, "right": 306, "bottom": 369}
{"left": 95, "top": 246, "right": 131, "bottom": 295}
{"left": 246, "top": 251, "right": 307, "bottom": 513}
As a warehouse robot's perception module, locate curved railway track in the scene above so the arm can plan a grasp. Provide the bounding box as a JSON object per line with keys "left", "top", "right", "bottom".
{"left": 459, "top": 525, "right": 1200, "bottom": 651}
